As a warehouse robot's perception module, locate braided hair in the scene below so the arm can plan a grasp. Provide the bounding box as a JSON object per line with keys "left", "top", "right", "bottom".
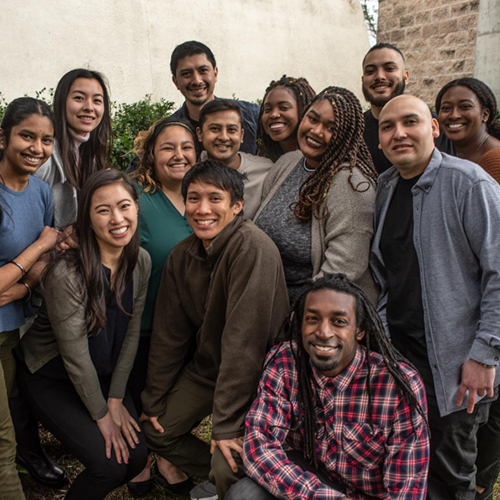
{"left": 292, "top": 87, "right": 377, "bottom": 221}
{"left": 257, "top": 75, "right": 316, "bottom": 162}
{"left": 435, "top": 78, "right": 500, "bottom": 140}
{"left": 282, "top": 274, "right": 427, "bottom": 466}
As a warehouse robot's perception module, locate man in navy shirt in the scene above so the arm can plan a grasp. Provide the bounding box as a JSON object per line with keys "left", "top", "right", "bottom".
{"left": 170, "top": 41, "right": 259, "bottom": 154}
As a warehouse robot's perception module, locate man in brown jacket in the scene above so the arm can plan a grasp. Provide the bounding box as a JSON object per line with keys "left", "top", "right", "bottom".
{"left": 140, "top": 160, "right": 289, "bottom": 499}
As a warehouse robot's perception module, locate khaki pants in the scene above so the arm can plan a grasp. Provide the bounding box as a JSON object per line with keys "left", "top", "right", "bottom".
{"left": 0, "top": 330, "right": 25, "bottom": 500}
{"left": 143, "top": 372, "right": 244, "bottom": 499}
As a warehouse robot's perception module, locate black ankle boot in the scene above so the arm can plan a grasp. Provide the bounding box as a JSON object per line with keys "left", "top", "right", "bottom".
{"left": 16, "top": 447, "right": 67, "bottom": 488}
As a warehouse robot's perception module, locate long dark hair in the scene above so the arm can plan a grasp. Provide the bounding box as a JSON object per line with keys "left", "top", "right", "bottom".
{"left": 44, "top": 170, "right": 139, "bottom": 336}
{"left": 53, "top": 69, "right": 112, "bottom": 191}
{"left": 257, "top": 75, "right": 316, "bottom": 162}
{"left": 0, "top": 97, "right": 54, "bottom": 221}
{"left": 292, "top": 87, "right": 377, "bottom": 221}
{"left": 131, "top": 117, "right": 198, "bottom": 193}
{"left": 282, "top": 274, "right": 427, "bottom": 466}
{"left": 435, "top": 77, "right": 500, "bottom": 140}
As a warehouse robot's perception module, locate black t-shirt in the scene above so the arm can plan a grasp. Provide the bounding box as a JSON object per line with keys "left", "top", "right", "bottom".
{"left": 380, "top": 174, "right": 435, "bottom": 393}
{"left": 363, "top": 109, "right": 456, "bottom": 175}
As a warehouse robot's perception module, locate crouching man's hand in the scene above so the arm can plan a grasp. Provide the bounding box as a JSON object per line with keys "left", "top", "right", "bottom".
{"left": 210, "top": 437, "right": 244, "bottom": 473}
{"left": 139, "top": 412, "right": 164, "bottom": 433}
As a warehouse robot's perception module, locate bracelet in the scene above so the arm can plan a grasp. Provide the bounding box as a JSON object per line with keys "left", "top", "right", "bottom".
{"left": 10, "top": 260, "right": 26, "bottom": 277}
{"left": 21, "top": 282, "right": 31, "bottom": 303}
{"left": 476, "top": 361, "right": 496, "bottom": 369}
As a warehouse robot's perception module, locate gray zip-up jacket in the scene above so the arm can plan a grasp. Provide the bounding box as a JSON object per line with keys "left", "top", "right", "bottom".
{"left": 34, "top": 140, "right": 78, "bottom": 230}
{"left": 370, "top": 149, "right": 500, "bottom": 417}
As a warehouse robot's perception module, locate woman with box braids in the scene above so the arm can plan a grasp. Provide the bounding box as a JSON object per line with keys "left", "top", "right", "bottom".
{"left": 255, "top": 86, "right": 378, "bottom": 305}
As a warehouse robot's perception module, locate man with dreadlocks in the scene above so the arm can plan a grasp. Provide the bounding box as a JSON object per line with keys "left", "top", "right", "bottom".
{"left": 225, "top": 274, "right": 429, "bottom": 500}
{"left": 372, "top": 94, "right": 500, "bottom": 500}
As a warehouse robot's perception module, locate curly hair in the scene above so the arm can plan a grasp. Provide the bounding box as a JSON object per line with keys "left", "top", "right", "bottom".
{"left": 257, "top": 75, "right": 316, "bottom": 162}
{"left": 292, "top": 87, "right": 377, "bottom": 221}
{"left": 131, "top": 117, "right": 198, "bottom": 193}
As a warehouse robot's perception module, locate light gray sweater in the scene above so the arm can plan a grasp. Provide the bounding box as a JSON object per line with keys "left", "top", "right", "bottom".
{"left": 254, "top": 150, "right": 378, "bottom": 304}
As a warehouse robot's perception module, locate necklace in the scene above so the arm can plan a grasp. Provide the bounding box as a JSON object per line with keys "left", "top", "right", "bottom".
{"left": 470, "top": 132, "right": 489, "bottom": 160}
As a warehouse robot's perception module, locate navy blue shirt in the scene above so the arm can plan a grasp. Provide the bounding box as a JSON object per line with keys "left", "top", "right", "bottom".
{"left": 171, "top": 97, "right": 260, "bottom": 154}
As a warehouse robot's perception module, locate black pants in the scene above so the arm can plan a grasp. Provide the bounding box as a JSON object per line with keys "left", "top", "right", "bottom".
{"left": 426, "top": 394, "right": 491, "bottom": 500}
{"left": 16, "top": 358, "right": 148, "bottom": 500}
{"left": 127, "top": 336, "right": 150, "bottom": 416}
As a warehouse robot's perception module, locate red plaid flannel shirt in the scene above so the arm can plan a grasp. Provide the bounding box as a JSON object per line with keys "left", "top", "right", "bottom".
{"left": 243, "top": 343, "right": 429, "bottom": 499}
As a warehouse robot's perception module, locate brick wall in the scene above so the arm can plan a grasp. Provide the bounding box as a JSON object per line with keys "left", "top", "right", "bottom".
{"left": 377, "top": 0, "right": 480, "bottom": 107}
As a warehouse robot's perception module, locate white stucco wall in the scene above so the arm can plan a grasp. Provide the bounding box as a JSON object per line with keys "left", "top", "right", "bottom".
{"left": 1, "top": 0, "right": 370, "bottom": 108}
{"left": 474, "top": 0, "right": 500, "bottom": 101}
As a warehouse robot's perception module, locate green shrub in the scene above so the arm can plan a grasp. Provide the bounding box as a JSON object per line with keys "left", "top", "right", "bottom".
{"left": 0, "top": 91, "right": 176, "bottom": 172}
{"left": 111, "top": 95, "right": 175, "bottom": 171}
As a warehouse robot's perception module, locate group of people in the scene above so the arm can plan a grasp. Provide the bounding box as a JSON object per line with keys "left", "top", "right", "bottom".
{"left": 0, "top": 38, "right": 500, "bottom": 500}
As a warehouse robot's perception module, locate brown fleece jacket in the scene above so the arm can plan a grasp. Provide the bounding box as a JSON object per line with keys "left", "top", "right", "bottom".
{"left": 141, "top": 216, "right": 289, "bottom": 440}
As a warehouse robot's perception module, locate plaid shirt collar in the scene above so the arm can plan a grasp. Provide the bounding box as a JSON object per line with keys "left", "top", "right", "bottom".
{"left": 311, "top": 344, "right": 366, "bottom": 392}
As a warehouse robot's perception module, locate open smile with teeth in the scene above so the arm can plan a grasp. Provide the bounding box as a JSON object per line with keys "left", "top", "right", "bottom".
{"left": 168, "top": 163, "right": 188, "bottom": 169}
{"left": 78, "top": 116, "right": 95, "bottom": 123}
{"left": 23, "top": 154, "right": 43, "bottom": 165}
{"left": 447, "top": 123, "right": 466, "bottom": 130}
{"left": 305, "top": 136, "right": 323, "bottom": 148}
{"left": 196, "top": 219, "right": 216, "bottom": 226}
{"left": 270, "top": 123, "right": 286, "bottom": 131}
{"left": 313, "top": 344, "right": 339, "bottom": 353}
{"left": 110, "top": 227, "right": 128, "bottom": 235}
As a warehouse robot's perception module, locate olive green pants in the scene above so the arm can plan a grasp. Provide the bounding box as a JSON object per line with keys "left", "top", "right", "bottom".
{"left": 0, "top": 329, "right": 25, "bottom": 500}
{"left": 143, "top": 373, "right": 244, "bottom": 499}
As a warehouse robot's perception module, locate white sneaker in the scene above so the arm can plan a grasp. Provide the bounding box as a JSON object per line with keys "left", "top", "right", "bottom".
{"left": 190, "top": 480, "right": 218, "bottom": 500}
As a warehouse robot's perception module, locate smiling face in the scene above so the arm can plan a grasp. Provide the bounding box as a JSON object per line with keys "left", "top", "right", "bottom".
{"left": 197, "top": 110, "right": 244, "bottom": 169}
{"left": 0, "top": 114, "right": 54, "bottom": 178}
{"left": 90, "top": 183, "right": 138, "bottom": 257}
{"left": 153, "top": 125, "right": 196, "bottom": 187}
{"left": 185, "top": 181, "right": 243, "bottom": 248}
{"left": 362, "top": 48, "right": 408, "bottom": 111}
{"left": 173, "top": 53, "right": 218, "bottom": 107}
{"left": 302, "top": 289, "right": 364, "bottom": 377}
{"left": 261, "top": 86, "right": 300, "bottom": 146}
{"left": 379, "top": 95, "right": 440, "bottom": 179}
{"left": 438, "top": 85, "right": 489, "bottom": 146}
{"left": 65, "top": 78, "right": 104, "bottom": 137}
{"left": 297, "top": 99, "right": 335, "bottom": 169}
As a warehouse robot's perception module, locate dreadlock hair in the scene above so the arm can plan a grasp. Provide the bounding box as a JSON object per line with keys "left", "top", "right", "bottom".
{"left": 283, "top": 274, "right": 427, "bottom": 466}
{"left": 257, "top": 75, "right": 316, "bottom": 162}
{"left": 435, "top": 77, "right": 500, "bottom": 141}
{"left": 292, "top": 87, "right": 377, "bottom": 221}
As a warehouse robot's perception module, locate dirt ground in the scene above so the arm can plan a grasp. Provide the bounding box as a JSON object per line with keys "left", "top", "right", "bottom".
{"left": 20, "top": 423, "right": 500, "bottom": 499}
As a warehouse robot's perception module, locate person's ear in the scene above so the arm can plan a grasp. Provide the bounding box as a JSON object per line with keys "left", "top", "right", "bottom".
{"left": 0, "top": 128, "right": 6, "bottom": 149}
{"left": 172, "top": 75, "right": 179, "bottom": 90}
{"left": 431, "top": 117, "right": 440, "bottom": 139}
{"left": 196, "top": 126, "right": 203, "bottom": 143}
{"left": 240, "top": 127, "right": 244, "bottom": 145}
{"left": 403, "top": 70, "right": 409, "bottom": 84}
{"left": 482, "top": 107, "right": 491, "bottom": 124}
{"left": 232, "top": 199, "right": 243, "bottom": 216}
{"left": 356, "top": 328, "right": 365, "bottom": 342}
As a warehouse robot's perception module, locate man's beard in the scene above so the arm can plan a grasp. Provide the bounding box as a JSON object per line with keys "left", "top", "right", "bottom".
{"left": 362, "top": 78, "right": 406, "bottom": 108}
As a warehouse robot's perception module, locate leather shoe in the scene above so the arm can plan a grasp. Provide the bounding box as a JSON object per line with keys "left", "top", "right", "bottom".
{"left": 152, "top": 462, "right": 194, "bottom": 495}
{"left": 127, "top": 478, "right": 152, "bottom": 497}
{"left": 16, "top": 447, "right": 67, "bottom": 488}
